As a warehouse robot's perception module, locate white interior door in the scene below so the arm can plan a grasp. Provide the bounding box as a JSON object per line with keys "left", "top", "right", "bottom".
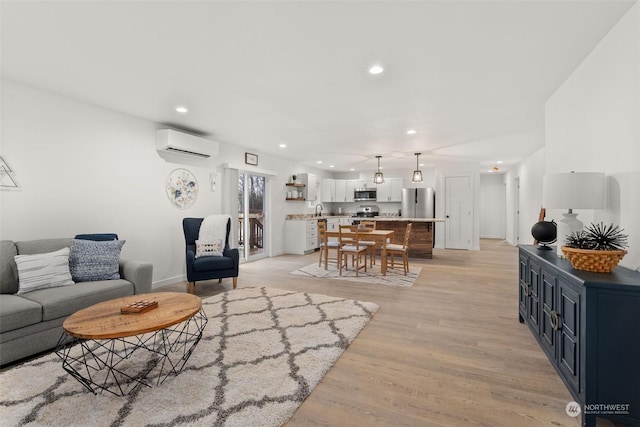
{"left": 445, "top": 175, "right": 472, "bottom": 249}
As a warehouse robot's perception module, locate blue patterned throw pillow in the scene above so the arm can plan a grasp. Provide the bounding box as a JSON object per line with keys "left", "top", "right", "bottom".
{"left": 69, "top": 239, "right": 125, "bottom": 282}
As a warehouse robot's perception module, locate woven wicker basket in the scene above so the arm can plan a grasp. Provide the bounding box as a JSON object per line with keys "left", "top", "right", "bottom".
{"left": 561, "top": 246, "right": 627, "bottom": 273}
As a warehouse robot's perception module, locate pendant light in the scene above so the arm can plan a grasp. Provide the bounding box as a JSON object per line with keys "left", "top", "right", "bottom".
{"left": 411, "top": 152, "right": 423, "bottom": 183}
{"left": 373, "top": 155, "right": 385, "bottom": 184}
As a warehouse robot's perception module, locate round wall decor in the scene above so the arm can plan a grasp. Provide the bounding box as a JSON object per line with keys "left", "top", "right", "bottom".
{"left": 166, "top": 168, "right": 198, "bottom": 209}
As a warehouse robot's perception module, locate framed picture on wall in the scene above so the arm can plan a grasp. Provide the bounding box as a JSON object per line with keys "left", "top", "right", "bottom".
{"left": 245, "top": 152, "right": 258, "bottom": 166}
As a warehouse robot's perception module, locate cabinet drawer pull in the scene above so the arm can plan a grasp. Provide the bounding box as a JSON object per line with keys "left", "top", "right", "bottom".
{"left": 549, "top": 310, "right": 561, "bottom": 331}
{"left": 524, "top": 284, "right": 531, "bottom": 296}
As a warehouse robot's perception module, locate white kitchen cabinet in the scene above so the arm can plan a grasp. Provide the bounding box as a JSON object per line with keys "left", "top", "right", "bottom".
{"left": 326, "top": 218, "right": 341, "bottom": 232}
{"left": 344, "top": 180, "right": 356, "bottom": 202}
{"left": 335, "top": 180, "right": 347, "bottom": 202}
{"left": 285, "top": 219, "right": 318, "bottom": 254}
{"left": 325, "top": 218, "right": 342, "bottom": 244}
{"left": 376, "top": 178, "right": 403, "bottom": 202}
{"left": 322, "top": 179, "right": 360, "bottom": 203}
{"left": 321, "top": 179, "right": 336, "bottom": 202}
{"left": 340, "top": 217, "right": 353, "bottom": 226}
{"left": 299, "top": 173, "right": 316, "bottom": 201}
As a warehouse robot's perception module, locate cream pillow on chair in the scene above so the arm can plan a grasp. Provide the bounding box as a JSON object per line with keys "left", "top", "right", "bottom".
{"left": 195, "top": 238, "right": 223, "bottom": 258}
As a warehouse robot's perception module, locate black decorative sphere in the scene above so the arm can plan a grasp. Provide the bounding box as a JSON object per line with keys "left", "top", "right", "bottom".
{"left": 531, "top": 220, "right": 557, "bottom": 249}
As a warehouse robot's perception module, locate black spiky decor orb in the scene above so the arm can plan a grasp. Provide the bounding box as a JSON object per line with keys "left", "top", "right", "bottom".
{"left": 562, "top": 222, "right": 629, "bottom": 273}
{"left": 564, "top": 223, "right": 629, "bottom": 250}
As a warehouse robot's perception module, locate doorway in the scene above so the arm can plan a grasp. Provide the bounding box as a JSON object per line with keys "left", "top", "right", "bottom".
{"left": 444, "top": 175, "right": 473, "bottom": 249}
{"left": 238, "top": 172, "right": 267, "bottom": 261}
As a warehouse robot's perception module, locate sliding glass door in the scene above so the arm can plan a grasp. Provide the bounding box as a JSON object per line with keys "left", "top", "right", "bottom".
{"left": 238, "top": 172, "right": 267, "bottom": 261}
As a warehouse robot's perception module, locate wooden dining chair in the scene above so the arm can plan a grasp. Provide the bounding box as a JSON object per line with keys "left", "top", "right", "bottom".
{"left": 385, "top": 222, "right": 413, "bottom": 275}
{"left": 357, "top": 221, "right": 377, "bottom": 266}
{"left": 318, "top": 221, "right": 339, "bottom": 269}
{"left": 338, "top": 225, "right": 368, "bottom": 276}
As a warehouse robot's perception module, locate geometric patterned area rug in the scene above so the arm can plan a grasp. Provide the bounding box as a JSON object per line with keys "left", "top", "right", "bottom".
{"left": 0, "top": 287, "right": 378, "bottom": 427}
{"left": 291, "top": 262, "right": 421, "bottom": 288}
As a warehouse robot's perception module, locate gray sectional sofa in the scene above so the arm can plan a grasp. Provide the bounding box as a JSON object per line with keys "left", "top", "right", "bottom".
{"left": 0, "top": 238, "right": 153, "bottom": 366}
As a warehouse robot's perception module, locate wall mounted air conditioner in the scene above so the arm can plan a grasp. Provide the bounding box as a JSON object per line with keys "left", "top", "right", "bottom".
{"left": 156, "top": 129, "right": 218, "bottom": 159}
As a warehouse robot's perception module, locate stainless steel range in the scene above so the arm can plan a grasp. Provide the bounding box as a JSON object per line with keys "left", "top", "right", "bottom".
{"left": 353, "top": 205, "right": 379, "bottom": 218}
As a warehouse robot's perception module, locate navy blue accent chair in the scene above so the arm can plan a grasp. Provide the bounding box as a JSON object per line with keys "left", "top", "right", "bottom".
{"left": 182, "top": 217, "right": 239, "bottom": 293}
{"left": 75, "top": 233, "right": 119, "bottom": 241}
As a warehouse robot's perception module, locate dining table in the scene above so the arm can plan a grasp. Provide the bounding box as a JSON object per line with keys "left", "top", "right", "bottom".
{"left": 324, "top": 229, "right": 395, "bottom": 275}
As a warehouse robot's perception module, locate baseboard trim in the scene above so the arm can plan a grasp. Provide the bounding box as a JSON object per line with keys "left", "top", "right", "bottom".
{"left": 152, "top": 275, "right": 185, "bottom": 289}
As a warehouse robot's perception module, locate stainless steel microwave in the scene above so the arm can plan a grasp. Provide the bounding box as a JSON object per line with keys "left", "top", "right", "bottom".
{"left": 354, "top": 188, "right": 377, "bottom": 201}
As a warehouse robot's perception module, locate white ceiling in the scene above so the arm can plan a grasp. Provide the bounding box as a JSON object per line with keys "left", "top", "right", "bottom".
{"left": 1, "top": 0, "right": 635, "bottom": 174}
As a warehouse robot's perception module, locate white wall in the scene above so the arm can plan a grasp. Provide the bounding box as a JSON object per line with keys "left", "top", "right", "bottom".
{"left": 505, "top": 147, "right": 546, "bottom": 246}
{"left": 0, "top": 80, "right": 329, "bottom": 286}
{"left": 479, "top": 173, "right": 506, "bottom": 239}
{"left": 544, "top": 3, "right": 640, "bottom": 271}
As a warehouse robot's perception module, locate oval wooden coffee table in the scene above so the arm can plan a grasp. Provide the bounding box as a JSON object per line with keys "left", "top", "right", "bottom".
{"left": 55, "top": 292, "right": 208, "bottom": 396}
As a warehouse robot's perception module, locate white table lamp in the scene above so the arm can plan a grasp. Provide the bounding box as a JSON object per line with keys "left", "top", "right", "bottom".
{"left": 543, "top": 172, "right": 605, "bottom": 257}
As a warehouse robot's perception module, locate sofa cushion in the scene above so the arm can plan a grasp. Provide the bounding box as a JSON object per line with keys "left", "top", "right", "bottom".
{"left": 0, "top": 294, "right": 43, "bottom": 332}
{"left": 21, "top": 279, "right": 133, "bottom": 321}
{"left": 15, "top": 248, "right": 75, "bottom": 294}
{"left": 0, "top": 240, "right": 19, "bottom": 294}
{"left": 15, "top": 238, "right": 73, "bottom": 255}
{"left": 193, "top": 255, "right": 234, "bottom": 272}
{"left": 69, "top": 239, "right": 125, "bottom": 282}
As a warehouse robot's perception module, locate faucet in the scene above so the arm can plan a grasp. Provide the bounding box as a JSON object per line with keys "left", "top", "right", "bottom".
{"left": 315, "top": 204, "right": 323, "bottom": 217}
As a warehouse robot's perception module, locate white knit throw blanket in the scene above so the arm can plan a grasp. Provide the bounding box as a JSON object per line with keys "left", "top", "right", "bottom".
{"left": 199, "top": 215, "right": 231, "bottom": 242}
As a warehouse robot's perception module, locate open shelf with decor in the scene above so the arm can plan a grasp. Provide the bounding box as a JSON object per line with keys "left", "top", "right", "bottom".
{"left": 286, "top": 182, "right": 306, "bottom": 201}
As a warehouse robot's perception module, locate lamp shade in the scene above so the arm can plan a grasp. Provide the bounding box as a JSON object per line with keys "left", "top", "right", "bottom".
{"left": 543, "top": 172, "right": 605, "bottom": 209}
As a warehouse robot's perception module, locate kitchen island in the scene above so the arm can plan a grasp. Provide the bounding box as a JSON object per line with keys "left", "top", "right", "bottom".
{"left": 369, "top": 218, "right": 444, "bottom": 259}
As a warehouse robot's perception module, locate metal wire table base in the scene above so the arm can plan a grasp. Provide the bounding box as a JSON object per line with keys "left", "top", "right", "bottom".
{"left": 55, "top": 308, "right": 208, "bottom": 396}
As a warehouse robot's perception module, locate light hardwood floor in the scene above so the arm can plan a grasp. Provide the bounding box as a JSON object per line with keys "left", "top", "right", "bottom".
{"left": 158, "top": 240, "right": 622, "bottom": 427}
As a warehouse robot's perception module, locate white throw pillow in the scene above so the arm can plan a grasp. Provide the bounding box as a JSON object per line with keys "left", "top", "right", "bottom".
{"left": 14, "top": 247, "right": 75, "bottom": 294}
{"left": 195, "top": 239, "right": 223, "bottom": 258}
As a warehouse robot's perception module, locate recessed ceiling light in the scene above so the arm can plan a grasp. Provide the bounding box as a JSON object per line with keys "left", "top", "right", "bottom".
{"left": 329, "top": 165, "right": 335, "bottom": 168}
{"left": 279, "top": 143, "right": 287, "bottom": 148}
{"left": 317, "top": 160, "right": 323, "bottom": 164}
{"left": 406, "top": 129, "right": 417, "bottom": 135}
{"left": 350, "top": 168, "right": 355, "bottom": 171}
{"left": 175, "top": 106, "right": 188, "bottom": 114}
{"left": 368, "top": 64, "right": 384, "bottom": 75}
{"left": 419, "top": 163, "right": 424, "bottom": 167}
{"left": 497, "top": 160, "right": 504, "bottom": 164}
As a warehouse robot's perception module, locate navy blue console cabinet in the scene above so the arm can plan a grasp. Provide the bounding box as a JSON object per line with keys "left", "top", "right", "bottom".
{"left": 518, "top": 245, "right": 640, "bottom": 427}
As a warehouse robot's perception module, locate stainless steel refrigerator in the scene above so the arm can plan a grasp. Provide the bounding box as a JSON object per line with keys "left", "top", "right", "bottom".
{"left": 401, "top": 187, "right": 435, "bottom": 218}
